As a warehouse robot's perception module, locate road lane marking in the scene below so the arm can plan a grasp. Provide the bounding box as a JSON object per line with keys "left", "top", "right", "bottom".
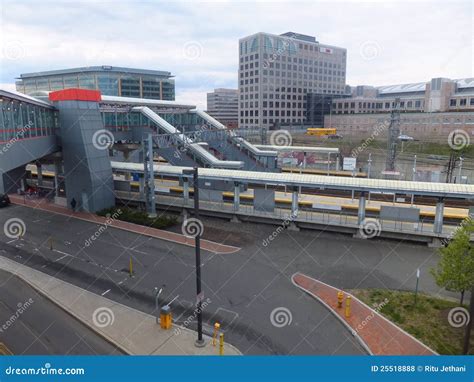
{"left": 101, "top": 289, "right": 111, "bottom": 296}
{"left": 53, "top": 254, "right": 69, "bottom": 262}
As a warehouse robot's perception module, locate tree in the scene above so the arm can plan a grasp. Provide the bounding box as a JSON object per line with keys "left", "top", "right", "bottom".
{"left": 431, "top": 218, "right": 474, "bottom": 305}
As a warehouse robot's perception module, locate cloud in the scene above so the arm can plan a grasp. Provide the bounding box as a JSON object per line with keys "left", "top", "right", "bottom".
{"left": 0, "top": 0, "right": 472, "bottom": 107}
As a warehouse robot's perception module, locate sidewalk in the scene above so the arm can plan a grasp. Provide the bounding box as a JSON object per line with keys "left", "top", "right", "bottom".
{"left": 0, "top": 256, "right": 241, "bottom": 355}
{"left": 8, "top": 194, "right": 240, "bottom": 255}
{"left": 292, "top": 272, "right": 436, "bottom": 355}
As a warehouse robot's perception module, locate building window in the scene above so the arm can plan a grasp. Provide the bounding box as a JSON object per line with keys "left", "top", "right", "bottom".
{"left": 470, "top": 98, "right": 474, "bottom": 106}
{"left": 460, "top": 98, "right": 467, "bottom": 106}
{"left": 450, "top": 99, "right": 457, "bottom": 107}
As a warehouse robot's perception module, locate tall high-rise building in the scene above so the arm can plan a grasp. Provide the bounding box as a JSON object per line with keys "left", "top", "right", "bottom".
{"left": 206, "top": 88, "right": 238, "bottom": 128}
{"left": 238, "top": 32, "right": 347, "bottom": 129}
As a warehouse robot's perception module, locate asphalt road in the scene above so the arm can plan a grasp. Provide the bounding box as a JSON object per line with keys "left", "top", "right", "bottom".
{"left": 0, "top": 203, "right": 453, "bottom": 355}
{"left": 0, "top": 269, "right": 123, "bottom": 355}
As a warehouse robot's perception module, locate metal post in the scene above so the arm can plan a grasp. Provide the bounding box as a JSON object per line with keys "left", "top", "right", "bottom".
{"left": 414, "top": 268, "right": 420, "bottom": 306}
{"left": 351, "top": 168, "right": 355, "bottom": 201}
{"left": 183, "top": 178, "right": 189, "bottom": 205}
{"left": 143, "top": 134, "right": 156, "bottom": 217}
{"left": 367, "top": 153, "right": 372, "bottom": 179}
{"left": 233, "top": 182, "right": 240, "bottom": 211}
{"left": 411, "top": 155, "right": 417, "bottom": 205}
{"left": 327, "top": 153, "right": 330, "bottom": 175}
{"left": 189, "top": 167, "right": 204, "bottom": 347}
{"left": 36, "top": 162, "right": 43, "bottom": 187}
{"left": 357, "top": 191, "right": 366, "bottom": 225}
{"left": 291, "top": 187, "right": 299, "bottom": 218}
{"left": 458, "top": 157, "right": 464, "bottom": 183}
{"left": 433, "top": 198, "right": 444, "bottom": 234}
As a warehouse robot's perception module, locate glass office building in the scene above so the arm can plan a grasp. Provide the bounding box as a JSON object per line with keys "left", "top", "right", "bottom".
{"left": 16, "top": 66, "right": 175, "bottom": 100}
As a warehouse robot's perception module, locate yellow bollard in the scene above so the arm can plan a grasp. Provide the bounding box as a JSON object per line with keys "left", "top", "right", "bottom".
{"left": 212, "top": 322, "right": 221, "bottom": 347}
{"left": 345, "top": 295, "right": 351, "bottom": 318}
{"left": 129, "top": 257, "right": 133, "bottom": 277}
{"left": 337, "top": 291, "right": 344, "bottom": 308}
{"left": 160, "top": 305, "right": 172, "bottom": 329}
{"left": 219, "top": 333, "right": 224, "bottom": 355}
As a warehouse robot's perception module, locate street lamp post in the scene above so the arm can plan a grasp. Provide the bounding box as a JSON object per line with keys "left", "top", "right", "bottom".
{"left": 183, "top": 167, "right": 205, "bottom": 347}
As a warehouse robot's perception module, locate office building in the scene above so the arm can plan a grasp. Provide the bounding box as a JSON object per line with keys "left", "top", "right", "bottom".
{"left": 238, "top": 32, "right": 347, "bottom": 129}
{"left": 206, "top": 88, "right": 238, "bottom": 128}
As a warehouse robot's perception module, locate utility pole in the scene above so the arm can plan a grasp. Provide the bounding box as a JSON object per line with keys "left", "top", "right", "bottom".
{"left": 411, "top": 155, "right": 417, "bottom": 205}
{"left": 385, "top": 98, "right": 401, "bottom": 172}
{"left": 183, "top": 168, "right": 204, "bottom": 347}
{"left": 458, "top": 157, "right": 464, "bottom": 183}
{"left": 143, "top": 134, "right": 156, "bottom": 217}
{"left": 367, "top": 153, "right": 372, "bottom": 179}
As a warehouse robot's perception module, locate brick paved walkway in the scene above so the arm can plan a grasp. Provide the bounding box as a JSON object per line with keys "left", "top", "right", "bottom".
{"left": 292, "top": 272, "right": 436, "bottom": 355}
{"left": 9, "top": 194, "right": 240, "bottom": 255}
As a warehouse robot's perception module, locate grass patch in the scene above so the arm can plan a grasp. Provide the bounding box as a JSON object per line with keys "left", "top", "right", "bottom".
{"left": 97, "top": 207, "right": 178, "bottom": 230}
{"left": 351, "top": 289, "right": 473, "bottom": 355}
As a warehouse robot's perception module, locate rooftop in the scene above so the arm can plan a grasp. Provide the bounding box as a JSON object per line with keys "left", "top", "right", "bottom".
{"left": 18, "top": 66, "right": 173, "bottom": 79}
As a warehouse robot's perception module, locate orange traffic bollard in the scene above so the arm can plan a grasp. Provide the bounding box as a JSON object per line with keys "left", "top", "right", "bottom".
{"left": 212, "top": 322, "right": 221, "bottom": 346}
{"left": 160, "top": 305, "right": 172, "bottom": 329}
{"left": 345, "top": 295, "right": 351, "bottom": 318}
{"left": 337, "top": 291, "right": 344, "bottom": 308}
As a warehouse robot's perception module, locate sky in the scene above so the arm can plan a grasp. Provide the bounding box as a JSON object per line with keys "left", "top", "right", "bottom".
{"left": 0, "top": 0, "right": 472, "bottom": 109}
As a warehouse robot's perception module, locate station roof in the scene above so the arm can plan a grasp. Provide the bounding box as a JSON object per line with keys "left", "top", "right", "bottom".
{"left": 110, "top": 162, "right": 474, "bottom": 199}
{"left": 254, "top": 145, "right": 339, "bottom": 154}
{"left": 19, "top": 66, "right": 173, "bottom": 79}
{"left": 101, "top": 95, "right": 195, "bottom": 109}
{"left": 0, "top": 88, "right": 54, "bottom": 108}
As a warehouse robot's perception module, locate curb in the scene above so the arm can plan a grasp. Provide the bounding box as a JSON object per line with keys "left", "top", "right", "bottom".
{"left": 9, "top": 198, "right": 241, "bottom": 255}
{"left": 292, "top": 272, "right": 438, "bottom": 355}
{"left": 291, "top": 273, "right": 373, "bottom": 355}
{"left": 0, "top": 256, "right": 242, "bottom": 355}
